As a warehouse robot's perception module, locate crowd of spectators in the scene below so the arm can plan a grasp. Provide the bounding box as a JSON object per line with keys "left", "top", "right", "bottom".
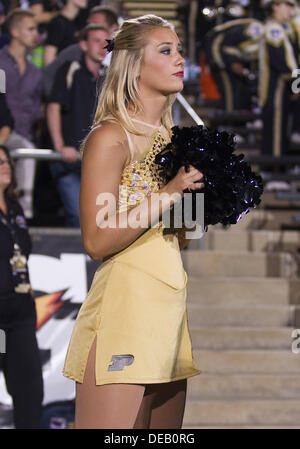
{"left": 0, "top": 1, "right": 119, "bottom": 225}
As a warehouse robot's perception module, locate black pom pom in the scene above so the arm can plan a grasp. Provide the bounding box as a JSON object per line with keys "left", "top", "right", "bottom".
{"left": 154, "top": 125, "right": 264, "bottom": 228}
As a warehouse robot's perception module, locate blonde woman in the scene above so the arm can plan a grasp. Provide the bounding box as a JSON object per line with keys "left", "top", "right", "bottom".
{"left": 63, "top": 14, "right": 204, "bottom": 429}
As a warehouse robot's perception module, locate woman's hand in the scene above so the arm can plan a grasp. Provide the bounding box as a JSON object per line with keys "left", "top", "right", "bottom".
{"left": 162, "top": 165, "right": 204, "bottom": 197}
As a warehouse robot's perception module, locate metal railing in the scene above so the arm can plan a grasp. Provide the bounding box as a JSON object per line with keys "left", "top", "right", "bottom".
{"left": 10, "top": 148, "right": 73, "bottom": 161}
{"left": 10, "top": 93, "right": 204, "bottom": 162}
{"left": 176, "top": 93, "right": 204, "bottom": 126}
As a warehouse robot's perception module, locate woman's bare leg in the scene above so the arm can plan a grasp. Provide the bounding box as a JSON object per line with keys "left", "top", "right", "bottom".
{"left": 133, "top": 386, "right": 157, "bottom": 428}
{"left": 74, "top": 338, "right": 146, "bottom": 429}
{"left": 148, "top": 379, "right": 187, "bottom": 429}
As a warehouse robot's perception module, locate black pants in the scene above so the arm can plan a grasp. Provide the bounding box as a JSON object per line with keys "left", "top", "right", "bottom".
{"left": 261, "top": 76, "right": 292, "bottom": 158}
{"left": 0, "top": 294, "right": 44, "bottom": 429}
{"left": 211, "top": 67, "right": 253, "bottom": 111}
{"left": 291, "top": 96, "right": 300, "bottom": 134}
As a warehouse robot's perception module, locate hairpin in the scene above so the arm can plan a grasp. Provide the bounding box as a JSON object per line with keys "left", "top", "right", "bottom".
{"left": 104, "top": 39, "right": 115, "bottom": 52}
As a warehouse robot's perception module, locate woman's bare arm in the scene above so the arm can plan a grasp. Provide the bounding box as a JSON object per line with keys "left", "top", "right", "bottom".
{"left": 80, "top": 123, "right": 169, "bottom": 260}
{"left": 80, "top": 123, "right": 204, "bottom": 260}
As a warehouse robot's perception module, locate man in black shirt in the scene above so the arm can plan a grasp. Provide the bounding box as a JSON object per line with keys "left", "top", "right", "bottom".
{"left": 43, "top": 0, "right": 88, "bottom": 66}
{"left": 46, "top": 24, "right": 109, "bottom": 227}
{"left": 29, "top": 1, "right": 61, "bottom": 26}
{"left": 43, "top": 5, "right": 119, "bottom": 100}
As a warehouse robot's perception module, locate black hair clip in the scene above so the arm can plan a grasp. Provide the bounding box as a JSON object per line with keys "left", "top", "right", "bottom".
{"left": 104, "top": 39, "right": 115, "bottom": 53}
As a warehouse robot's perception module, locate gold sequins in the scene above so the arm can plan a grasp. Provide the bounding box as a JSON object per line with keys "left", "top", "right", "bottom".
{"left": 118, "top": 130, "right": 168, "bottom": 213}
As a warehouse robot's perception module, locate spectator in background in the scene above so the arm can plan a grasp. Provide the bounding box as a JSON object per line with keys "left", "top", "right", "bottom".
{"left": 288, "top": 1, "right": 300, "bottom": 145}
{"left": 46, "top": 24, "right": 109, "bottom": 227}
{"left": 0, "top": 93, "right": 14, "bottom": 145}
{"left": 28, "top": 1, "right": 63, "bottom": 69}
{"left": 259, "top": 0, "right": 298, "bottom": 158}
{"left": 1, "top": 0, "right": 62, "bottom": 28}
{"left": 74, "top": 0, "right": 103, "bottom": 31}
{"left": 0, "top": 1, "right": 9, "bottom": 48}
{"left": 0, "top": 9, "right": 43, "bottom": 219}
{"left": 204, "top": 16, "right": 265, "bottom": 111}
{"left": 43, "top": 0, "right": 87, "bottom": 66}
{"left": 0, "top": 2, "right": 63, "bottom": 67}
{"left": 0, "top": 144, "right": 44, "bottom": 429}
{"left": 29, "top": 0, "right": 62, "bottom": 31}
{"left": 43, "top": 5, "right": 120, "bottom": 100}
{"left": 87, "top": 5, "right": 119, "bottom": 33}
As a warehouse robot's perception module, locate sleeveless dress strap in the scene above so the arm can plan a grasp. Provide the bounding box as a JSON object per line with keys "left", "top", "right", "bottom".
{"left": 131, "top": 118, "right": 162, "bottom": 129}
{"left": 100, "top": 115, "right": 168, "bottom": 163}
{"left": 131, "top": 118, "right": 169, "bottom": 141}
{"left": 121, "top": 127, "right": 135, "bottom": 161}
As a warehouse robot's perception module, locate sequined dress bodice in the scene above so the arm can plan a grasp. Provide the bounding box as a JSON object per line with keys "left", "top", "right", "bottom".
{"left": 101, "top": 117, "right": 182, "bottom": 271}
{"left": 118, "top": 127, "right": 169, "bottom": 214}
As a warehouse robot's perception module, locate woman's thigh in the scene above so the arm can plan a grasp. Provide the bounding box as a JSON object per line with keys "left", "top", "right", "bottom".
{"left": 133, "top": 385, "right": 157, "bottom": 429}
{"left": 148, "top": 379, "right": 187, "bottom": 429}
{"left": 75, "top": 337, "right": 187, "bottom": 429}
{"left": 75, "top": 338, "right": 146, "bottom": 429}
{"left": 134, "top": 379, "right": 188, "bottom": 429}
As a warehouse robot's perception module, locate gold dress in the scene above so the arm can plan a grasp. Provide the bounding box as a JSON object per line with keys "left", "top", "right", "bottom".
{"left": 63, "top": 118, "right": 201, "bottom": 385}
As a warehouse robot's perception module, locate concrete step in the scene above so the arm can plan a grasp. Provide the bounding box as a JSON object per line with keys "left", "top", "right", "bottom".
{"left": 187, "top": 374, "right": 300, "bottom": 400}
{"left": 124, "top": 2, "right": 177, "bottom": 10}
{"left": 192, "top": 229, "right": 300, "bottom": 252}
{"left": 190, "top": 327, "right": 294, "bottom": 350}
{"left": 182, "top": 250, "right": 297, "bottom": 277}
{"left": 204, "top": 210, "right": 268, "bottom": 230}
{"left": 187, "top": 277, "right": 300, "bottom": 306}
{"left": 260, "top": 190, "right": 300, "bottom": 208}
{"left": 183, "top": 399, "right": 300, "bottom": 427}
{"left": 127, "top": 9, "right": 177, "bottom": 18}
{"left": 193, "top": 350, "right": 300, "bottom": 374}
{"left": 226, "top": 208, "right": 300, "bottom": 231}
{"left": 187, "top": 304, "right": 292, "bottom": 327}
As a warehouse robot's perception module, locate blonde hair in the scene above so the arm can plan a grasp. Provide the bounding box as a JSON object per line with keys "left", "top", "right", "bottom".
{"left": 82, "top": 14, "right": 178, "bottom": 152}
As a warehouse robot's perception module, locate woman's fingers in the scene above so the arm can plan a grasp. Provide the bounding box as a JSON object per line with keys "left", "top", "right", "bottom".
{"left": 185, "top": 168, "right": 203, "bottom": 177}
{"left": 185, "top": 168, "right": 205, "bottom": 190}
{"left": 177, "top": 165, "right": 205, "bottom": 192}
{"left": 180, "top": 165, "right": 203, "bottom": 178}
{"left": 186, "top": 172, "right": 204, "bottom": 183}
{"left": 187, "top": 182, "right": 204, "bottom": 190}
